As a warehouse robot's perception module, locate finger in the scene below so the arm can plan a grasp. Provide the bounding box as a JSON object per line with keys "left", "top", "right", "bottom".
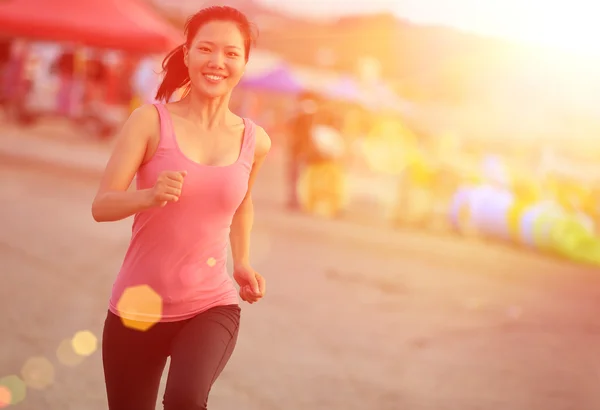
{"left": 158, "top": 193, "right": 179, "bottom": 203}
{"left": 241, "top": 287, "right": 258, "bottom": 303}
{"left": 241, "top": 293, "right": 255, "bottom": 304}
{"left": 164, "top": 171, "right": 185, "bottom": 183}
{"left": 243, "top": 290, "right": 260, "bottom": 303}
{"left": 239, "top": 286, "right": 251, "bottom": 302}
{"left": 165, "top": 179, "right": 184, "bottom": 189}
{"left": 256, "top": 274, "right": 266, "bottom": 296}
{"left": 246, "top": 274, "right": 260, "bottom": 295}
{"left": 241, "top": 286, "right": 252, "bottom": 300}
{"left": 178, "top": 170, "right": 188, "bottom": 178}
{"left": 165, "top": 187, "right": 182, "bottom": 197}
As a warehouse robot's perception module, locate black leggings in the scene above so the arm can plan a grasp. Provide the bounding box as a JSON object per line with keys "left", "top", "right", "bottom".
{"left": 102, "top": 304, "right": 240, "bottom": 410}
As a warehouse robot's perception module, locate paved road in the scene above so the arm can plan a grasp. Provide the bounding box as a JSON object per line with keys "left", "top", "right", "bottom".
{"left": 1, "top": 162, "right": 600, "bottom": 410}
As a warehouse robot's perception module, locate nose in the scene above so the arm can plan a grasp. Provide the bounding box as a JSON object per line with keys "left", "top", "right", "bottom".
{"left": 208, "top": 51, "right": 225, "bottom": 69}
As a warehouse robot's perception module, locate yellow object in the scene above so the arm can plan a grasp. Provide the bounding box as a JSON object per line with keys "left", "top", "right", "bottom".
{"left": 116, "top": 285, "right": 163, "bottom": 331}
{"left": 71, "top": 331, "right": 98, "bottom": 357}
{"left": 532, "top": 211, "right": 561, "bottom": 251}
{"left": 507, "top": 201, "right": 529, "bottom": 243}
{"left": 549, "top": 216, "right": 598, "bottom": 262}
{"left": 405, "top": 150, "right": 436, "bottom": 188}
{"left": 298, "top": 162, "right": 346, "bottom": 218}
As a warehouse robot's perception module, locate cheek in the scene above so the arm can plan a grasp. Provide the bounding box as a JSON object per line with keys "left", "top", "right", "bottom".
{"left": 188, "top": 55, "right": 206, "bottom": 71}
{"left": 227, "top": 61, "right": 246, "bottom": 78}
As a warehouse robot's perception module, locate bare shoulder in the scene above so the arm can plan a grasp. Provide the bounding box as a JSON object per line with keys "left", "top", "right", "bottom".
{"left": 114, "top": 104, "right": 161, "bottom": 153}
{"left": 254, "top": 124, "right": 272, "bottom": 159}
{"left": 125, "top": 104, "right": 160, "bottom": 133}
{"left": 98, "top": 104, "right": 161, "bottom": 192}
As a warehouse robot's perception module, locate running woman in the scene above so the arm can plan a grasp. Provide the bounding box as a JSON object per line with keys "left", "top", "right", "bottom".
{"left": 92, "top": 6, "right": 270, "bottom": 409}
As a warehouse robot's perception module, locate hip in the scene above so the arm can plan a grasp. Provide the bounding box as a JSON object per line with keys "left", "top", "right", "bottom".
{"left": 108, "top": 274, "right": 239, "bottom": 323}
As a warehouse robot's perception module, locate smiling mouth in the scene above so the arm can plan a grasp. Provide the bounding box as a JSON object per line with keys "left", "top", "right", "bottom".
{"left": 203, "top": 74, "right": 226, "bottom": 82}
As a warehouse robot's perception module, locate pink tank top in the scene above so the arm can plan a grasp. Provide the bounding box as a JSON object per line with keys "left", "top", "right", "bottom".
{"left": 109, "top": 104, "right": 256, "bottom": 322}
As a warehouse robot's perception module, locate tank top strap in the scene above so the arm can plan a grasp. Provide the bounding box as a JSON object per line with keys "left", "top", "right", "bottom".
{"left": 238, "top": 118, "right": 257, "bottom": 167}
{"left": 153, "top": 103, "right": 177, "bottom": 150}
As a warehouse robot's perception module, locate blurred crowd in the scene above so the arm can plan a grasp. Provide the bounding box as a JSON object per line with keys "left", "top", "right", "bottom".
{"left": 254, "top": 88, "right": 600, "bottom": 266}
{"left": 1, "top": 35, "right": 599, "bottom": 267}
{"left": 0, "top": 39, "right": 164, "bottom": 137}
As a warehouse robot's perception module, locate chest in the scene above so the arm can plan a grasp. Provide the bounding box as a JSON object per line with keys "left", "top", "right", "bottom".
{"left": 172, "top": 119, "right": 245, "bottom": 167}
{"left": 139, "top": 158, "right": 250, "bottom": 213}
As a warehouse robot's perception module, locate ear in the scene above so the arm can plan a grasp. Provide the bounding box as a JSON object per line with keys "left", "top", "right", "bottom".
{"left": 183, "top": 44, "right": 189, "bottom": 67}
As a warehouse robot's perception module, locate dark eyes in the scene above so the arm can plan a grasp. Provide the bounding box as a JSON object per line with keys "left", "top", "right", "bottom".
{"left": 198, "top": 47, "right": 239, "bottom": 57}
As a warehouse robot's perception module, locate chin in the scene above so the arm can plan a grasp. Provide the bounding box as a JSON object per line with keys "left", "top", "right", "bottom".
{"left": 195, "top": 85, "right": 229, "bottom": 99}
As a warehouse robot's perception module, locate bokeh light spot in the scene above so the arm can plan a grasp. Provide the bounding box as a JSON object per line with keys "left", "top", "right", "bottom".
{"left": 0, "top": 375, "right": 26, "bottom": 406}
{"left": 0, "top": 386, "right": 11, "bottom": 408}
{"left": 116, "top": 285, "right": 162, "bottom": 331}
{"left": 71, "top": 331, "right": 98, "bottom": 357}
{"left": 20, "top": 356, "right": 55, "bottom": 390}
{"left": 56, "top": 338, "right": 85, "bottom": 367}
{"left": 206, "top": 257, "right": 216, "bottom": 267}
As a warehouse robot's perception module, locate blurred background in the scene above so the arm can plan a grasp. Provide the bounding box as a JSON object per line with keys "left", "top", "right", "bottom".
{"left": 1, "top": 0, "right": 599, "bottom": 409}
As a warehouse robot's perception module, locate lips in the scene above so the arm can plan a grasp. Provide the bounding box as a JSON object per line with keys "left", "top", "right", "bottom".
{"left": 203, "top": 73, "right": 226, "bottom": 83}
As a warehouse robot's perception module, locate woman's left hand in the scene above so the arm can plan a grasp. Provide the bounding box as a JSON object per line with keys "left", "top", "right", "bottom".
{"left": 233, "top": 264, "right": 266, "bottom": 304}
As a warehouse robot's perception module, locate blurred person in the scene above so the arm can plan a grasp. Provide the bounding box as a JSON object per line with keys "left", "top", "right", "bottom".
{"left": 298, "top": 107, "right": 347, "bottom": 217}
{"left": 83, "top": 51, "right": 108, "bottom": 105}
{"left": 80, "top": 51, "right": 122, "bottom": 139}
{"left": 52, "top": 48, "right": 76, "bottom": 117}
{"left": 0, "top": 39, "right": 11, "bottom": 106}
{"left": 294, "top": 103, "right": 349, "bottom": 217}
{"left": 91, "top": 6, "right": 271, "bottom": 410}
{"left": 286, "top": 91, "right": 318, "bottom": 210}
{"left": 1, "top": 40, "right": 30, "bottom": 121}
{"left": 79, "top": 51, "right": 108, "bottom": 125}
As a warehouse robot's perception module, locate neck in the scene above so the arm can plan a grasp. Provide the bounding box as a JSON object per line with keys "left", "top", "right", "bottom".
{"left": 182, "top": 90, "right": 232, "bottom": 130}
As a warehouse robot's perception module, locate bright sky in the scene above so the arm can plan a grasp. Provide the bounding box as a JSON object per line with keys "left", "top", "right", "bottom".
{"left": 258, "top": 0, "right": 599, "bottom": 56}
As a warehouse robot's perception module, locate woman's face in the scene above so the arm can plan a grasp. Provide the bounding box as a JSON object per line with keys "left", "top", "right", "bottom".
{"left": 184, "top": 20, "right": 246, "bottom": 99}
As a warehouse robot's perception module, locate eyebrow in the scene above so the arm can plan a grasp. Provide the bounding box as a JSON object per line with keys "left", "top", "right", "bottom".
{"left": 197, "top": 41, "right": 242, "bottom": 51}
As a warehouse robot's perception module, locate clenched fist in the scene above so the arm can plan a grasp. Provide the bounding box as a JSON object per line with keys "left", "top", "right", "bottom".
{"left": 148, "top": 170, "right": 187, "bottom": 207}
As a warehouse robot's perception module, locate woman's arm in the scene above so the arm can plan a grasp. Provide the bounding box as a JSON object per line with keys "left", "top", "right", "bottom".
{"left": 91, "top": 105, "right": 157, "bottom": 222}
{"left": 230, "top": 126, "right": 272, "bottom": 269}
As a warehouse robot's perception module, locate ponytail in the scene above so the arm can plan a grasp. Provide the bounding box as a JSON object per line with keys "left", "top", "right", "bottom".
{"left": 155, "top": 44, "right": 190, "bottom": 102}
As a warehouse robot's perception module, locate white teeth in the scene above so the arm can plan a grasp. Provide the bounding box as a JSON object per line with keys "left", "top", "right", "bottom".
{"left": 204, "top": 74, "right": 224, "bottom": 81}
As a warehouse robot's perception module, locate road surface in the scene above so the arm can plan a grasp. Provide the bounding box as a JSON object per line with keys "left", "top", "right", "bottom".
{"left": 1, "top": 161, "right": 599, "bottom": 410}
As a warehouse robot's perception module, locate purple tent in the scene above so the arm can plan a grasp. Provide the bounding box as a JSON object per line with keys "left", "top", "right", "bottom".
{"left": 240, "top": 64, "right": 304, "bottom": 94}
{"left": 323, "top": 75, "right": 366, "bottom": 104}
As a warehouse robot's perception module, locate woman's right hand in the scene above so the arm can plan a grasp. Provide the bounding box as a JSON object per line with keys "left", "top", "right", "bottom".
{"left": 149, "top": 170, "right": 187, "bottom": 207}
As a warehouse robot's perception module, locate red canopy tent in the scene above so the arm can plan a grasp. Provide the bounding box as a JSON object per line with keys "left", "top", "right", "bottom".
{"left": 0, "top": 0, "right": 183, "bottom": 54}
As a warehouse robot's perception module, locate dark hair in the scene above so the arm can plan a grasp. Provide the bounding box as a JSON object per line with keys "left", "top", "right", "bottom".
{"left": 155, "top": 6, "right": 257, "bottom": 102}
